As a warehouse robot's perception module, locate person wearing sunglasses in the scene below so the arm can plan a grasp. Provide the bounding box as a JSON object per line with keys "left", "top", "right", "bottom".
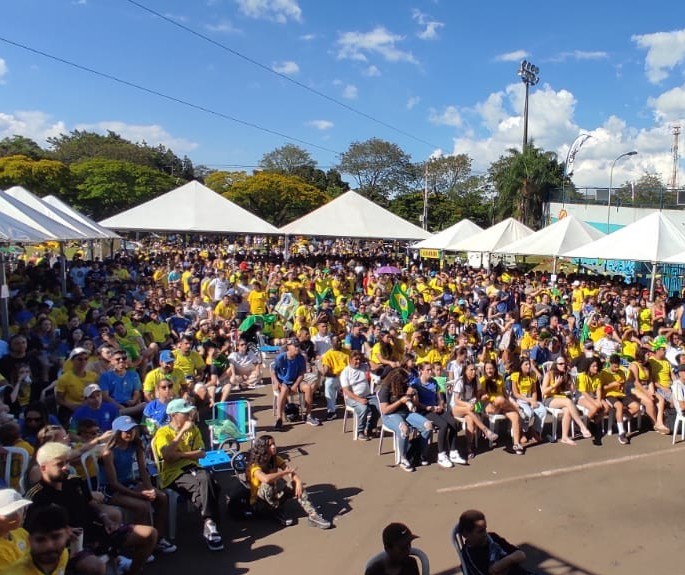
{"left": 142, "top": 378, "right": 176, "bottom": 431}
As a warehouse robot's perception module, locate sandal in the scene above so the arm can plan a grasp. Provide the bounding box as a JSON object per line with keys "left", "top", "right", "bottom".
{"left": 581, "top": 429, "right": 592, "bottom": 439}
{"left": 512, "top": 443, "right": 525, "bottom": 455}
{"left": 560, "top": 437, "right": 577, "bottom": 446}
{"left": 484, "top": 430, "right": 499, "bottom": 443}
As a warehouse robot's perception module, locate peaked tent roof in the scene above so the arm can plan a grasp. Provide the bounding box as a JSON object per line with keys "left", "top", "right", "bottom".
{"left": 494, "top": 215, "right": 605, "bottom": 257}
{"left": 0, "top": 212, "right": 52, "bottom": 243}
{"left": 99, "top": 180, "right": 279, "bottom": 235}
{"left": 4, "top": 186, "right": 101, "bottom": 240}
{"left": 562, "top": 212, "right": 685, "bottom": 263}
{"left": 445, "top": 217, "right": 533, "bottom": 252}
{"left": 43, "top": 195, "right": 120, "bottom": 239}
{"left": 280, "top": 191, "right": 429, "bottom": 240}
{"left": 411, "top": 219, "right": 483, "bottom": 250}
{"left": 0, "top": 191, "right": 86, "bottom": 240}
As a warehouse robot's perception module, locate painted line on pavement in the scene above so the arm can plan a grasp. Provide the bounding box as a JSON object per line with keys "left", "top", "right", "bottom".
{"left": 437, "top": 445, "right": 683, "bottom": 494}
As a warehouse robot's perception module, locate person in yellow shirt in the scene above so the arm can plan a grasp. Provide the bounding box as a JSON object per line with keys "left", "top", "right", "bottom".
{"left": 577, "top": 357, "right": 607, "bottom": 444}
{"left": 142, "top": 350, "right": 186, "bottom": 401}
{"left": 213, "top": 294, "right": 235, "bottom": 324}
{"left": 0, "top": 489, "right": 33, "bottom": 570}
{"left": 320, "top": 336, "right": 349, "bottom": 420}
{"left": 648, "top": 338, "right": 674, "bottom": 432}
{"left": 142, "top": 311, "right": 173, "bottom": 349}
{"left": 600, "top": 354, "right": 639, "bottom": 445}
{"left": 479, "top": 361, "right": 524, "bottom": 454}
{"left": 6, "top": 504, "right": 69, "bottom": 575}
{"left": 172, "top": 337, "right": 205, "bottom": 380}
{"left": 54, "top": 348, "right": 98, "bottom": 422}
{"left": 510, "top": 358, "right": 546, "bottom": 441}
{"left": 247, "top": 282, "right": 268, "bottom": 315}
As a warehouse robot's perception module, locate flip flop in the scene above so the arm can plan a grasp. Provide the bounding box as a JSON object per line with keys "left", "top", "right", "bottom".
{"left": 560, "top": 437, "right": 577, "bottom": 446}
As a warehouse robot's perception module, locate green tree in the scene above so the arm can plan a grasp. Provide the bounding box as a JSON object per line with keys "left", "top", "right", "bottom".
{"left": 615, "top": 173, "right": 666, "bottom": 206}
{"left": 260, "top": 144, "right": 316, "bottom": 174}
{"left": 0, "top": 155, "right": 72, "bottom": 197}
{"left": 224, "top": 171, "right": 329, "bottom": 227}
{"left": 70, "top": 158, "right": 177, "bottom": 218}
{"left": 337, "top": 138, "right": 414, "bottom": 204}
{"left": 204, "top": 170, "right": 250, "bottom": 195}
{"left": 488, "top": 144, "right": 563, "bottom": 229}
{"left": 0, "top": 136, "right": 47, "bottom": 160}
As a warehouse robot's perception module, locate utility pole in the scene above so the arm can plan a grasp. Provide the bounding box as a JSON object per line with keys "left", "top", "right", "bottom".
{"left": 669, "top": 125, "right": 681, "bottom": 190}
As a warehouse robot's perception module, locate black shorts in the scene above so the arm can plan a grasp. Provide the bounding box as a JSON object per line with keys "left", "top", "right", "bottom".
{"left": 606, "top": 396, "right": 633, "bottom": 408}
{"left": 86, "top": 523, "right": 133, "bottom": 555}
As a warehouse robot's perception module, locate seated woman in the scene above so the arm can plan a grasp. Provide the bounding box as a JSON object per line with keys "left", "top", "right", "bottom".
{"left": 576, "top": 357, "right": 608, "bottom": 444}
{"left": 479, "top": 361, "right": 525, "bottom": 455}
{"left": 450, "top": 363, "right": 497, "bottom": 459}
{"left": 247, "top": 434, "right": 331, "bottom": 529}
{"left": 541, "top": 356, "right": 592, "bottom": 446}
{"left": 627, "top": 347, "right": 667, "bottom": 433}
{"left": 100, "top": 416, "right": 177, "bottom": 555}
{"left": 510, "top": 357, "right": 547, "bottom": 443}
{"left": 378, "top": 368, "right": 433, "bottom": 472}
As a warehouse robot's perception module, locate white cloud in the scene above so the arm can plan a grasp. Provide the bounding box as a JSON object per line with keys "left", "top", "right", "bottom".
{"left": 74, "top": 121, "right": 198, "bottom": 153}
{"left": 551, "top": 50, "right": 609, "bottom": 62}
{"left": 406, "top": 96, "right": 420, "bottom": 110}
{"left": 271, "top": 60, "right": 299, "bottom": 74}
{"left": 336, "top": 26, "right": 418, "bottom": 64}
{"left": 363, "top": 65, "right": 381, "bottom": 77}
{"left": 205, "top": 20, "right": 241, "bottom": 34}
{"left": 411, "top": 9, "right": 444, "bottom": 40}
{"left": 495, "top": 50, "right": 529, "bottom": 63}
{"left": 234, "top": 0, "right": 302, "bottom": 23}
{"left": 306, "top": 120, "right": 334, "bottom": 130}
{"left": 648, "top": 84, "right": 685, "bottom": 122}
{"left": 342, "top": 84, "right": 358, "bottom": 99}
{"left": 429, "top": 105, "right": 462, "bottom": 127}
{"left": 0, "top": 110, "right": 66, "bottom": 143}
{"left": 163, "top": 13, "right": 188, "bottom": 23}
{"left": 299, "top": 33, "right": 316, "bottom": 41}
{"left": 633, "top": 29, "right": 685, "bottom": 83}
{"left": 0, "top": 58, "right": 7, "bottom": 84}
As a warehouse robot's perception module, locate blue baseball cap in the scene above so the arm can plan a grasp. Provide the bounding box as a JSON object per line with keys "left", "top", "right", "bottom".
{"left": 159, "top": 350, "right": 175, "bottom": 363}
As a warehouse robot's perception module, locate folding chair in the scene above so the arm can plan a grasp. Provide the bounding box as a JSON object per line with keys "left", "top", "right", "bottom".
{"left": 2, "top": 446, "right": 30, "bottom": 494}
{"left": 207, "top": 400, "right": 257, "bottom": 451}
{"left": 365, "top": 548, "right": 430, "bottom": 575}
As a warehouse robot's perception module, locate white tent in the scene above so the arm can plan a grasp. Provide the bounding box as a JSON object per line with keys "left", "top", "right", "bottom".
{"left": 43, "top": 195, "right": 120, "bottom": 239}
{"left": 0, "top": 191, "right": 86, "bottom": 240}
{"left": 445, "top": 217, "right": 533, "bottom": 252}
{"left": 0, "top": 212, "right": 51, "bottom": 243}
{"left": 411, "top": 219, "right": 483, "bottom": 250}
{"left": 99, "top": 180, "right": 279, "bottom": 235}
{"left": 562, "top": 212, "right": 685, "bottom": 263}
{"left": 4, "top": 186, "right": 102, "bottom": 240}
{"left": 494, "top": 215, "right": 605, "bottom": 257}
{"left": 280, "top": 191, "right": 429, "bottom": 240}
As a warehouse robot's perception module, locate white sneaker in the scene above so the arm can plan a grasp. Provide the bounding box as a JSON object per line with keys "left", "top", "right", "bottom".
{"left": 449, "top": 450, "right": 467, "bottom": 465}
{"left": 437, "top": 453, "right": 453, "bottom": 468}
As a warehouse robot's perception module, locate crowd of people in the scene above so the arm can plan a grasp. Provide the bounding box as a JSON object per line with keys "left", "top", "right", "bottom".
{"left": 1, "top": 237, "right": 685, "bottom": 573}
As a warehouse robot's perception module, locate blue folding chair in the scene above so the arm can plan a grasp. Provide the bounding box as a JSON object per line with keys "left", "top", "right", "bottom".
{"left": 207, "top": 400, "right": 257, "bottom": 451}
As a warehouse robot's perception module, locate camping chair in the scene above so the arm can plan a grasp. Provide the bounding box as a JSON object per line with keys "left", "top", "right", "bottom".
{"left": 206, "top": 400, "right": 257, "bottom": 451}
{"left": 365, "top": 548, "right": 430, "bottom": 575}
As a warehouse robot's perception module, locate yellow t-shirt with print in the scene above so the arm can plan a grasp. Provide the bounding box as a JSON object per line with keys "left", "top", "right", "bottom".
{"left": 510, "top": 372, "right": 536, "bottom": 397}
{"left": 172, "top": 350, "right": 205, "bottom": 377}
{"left": 152, "top": 424, "right": 205, "bottom": 488}
{"left": 0, "top": 528, "right": 29, "bottom": 569}
{"left": 143, "top": 367, "right": 186, "bottom": 396}
{"left": 248, "top": 455, "right": 286, "bottom": 505}
{"left": 321, "top": 349, "right": 349, "bottom": 376}
{"left": 480, "top": 375, "right": 504, "bottom": 402}
{"left": 247, "top": 290, "right": 268, "bottom": 315}
{"left": 648, "top": 357, "right": 672, "bottom": 389}
{"left": 55, "top": 370, "right": 98, "bottom": 405}
{"left": 143, "top": 321, "right": 170, "bottom": 344}
{"left": 577, "top": 372, "right": 601, "bottom": 394}
{"left": 600, "top": 368, "right": 627, "bottom": 397}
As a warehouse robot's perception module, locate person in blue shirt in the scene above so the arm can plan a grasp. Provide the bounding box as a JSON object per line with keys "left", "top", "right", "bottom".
{"left": 99, "top": 350, "right": 144, "bottom": 417}
{"left": 529, "top": 332, "right": 552, "bottom": 379}
{"left": 271, "top": 340, "right": 319, "bottom": 430}
{"left": 142, "top": 378, "right": 175, "bottom": 430}
{"left": 70, "top": 384, "right": 120, "bottom": 431}
{"left": 343, "top": 323, "right": 368, "bottom": 353}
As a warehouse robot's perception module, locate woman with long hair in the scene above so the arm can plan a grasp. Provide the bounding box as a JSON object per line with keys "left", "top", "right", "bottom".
{"left": 99, "top": 416, "right": 176, "bottom": 554}
{"left": 480, "top": 360, "right": 525, "bottom": 455}
{"left": 627, "top": 347, "right": 666, "bottom": 433}
{"left": 247, "top": 434, "right": 330, "bottom": 529}
{"left": 510, "top": 357, "right": 546, "bottom": 443}
{"left": 576, "top": 357, "right": 607, "bottom": 443}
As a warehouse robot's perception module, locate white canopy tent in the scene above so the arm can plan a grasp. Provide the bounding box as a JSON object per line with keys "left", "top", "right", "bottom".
{"left": 411, "top": 219, "right": 483, "bottom": 250}
{"left": 43, "top": 195, "right": 120, "bottom": 239}
{"left": 494, "top": 215, "right": 605, "bottom": 257}
{"left": 0, "top": 191, "right": 86, "bottom": 240}
{"left": 446, "top": 217, "right": 533, "bottom": 252}
{"left": 0, "top": 212, "right": 52, "bottom": 244}
{"left": 99, "top": 180, "right": 279, "bottom": 235}
{"left": 280, "top": 191, "right": 429, "bottom": 240}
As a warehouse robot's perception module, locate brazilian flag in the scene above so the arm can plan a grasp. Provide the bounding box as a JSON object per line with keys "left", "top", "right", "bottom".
{"left": 389, "top": 283, "right": 415, "bottom": 321}
{"left": 315, "top": 287, "right": 332, "bottom": 309}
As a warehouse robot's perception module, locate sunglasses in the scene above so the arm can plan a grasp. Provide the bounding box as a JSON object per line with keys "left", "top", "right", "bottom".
{"left": 158, "top": 385, "right": 172, "bottom": 389}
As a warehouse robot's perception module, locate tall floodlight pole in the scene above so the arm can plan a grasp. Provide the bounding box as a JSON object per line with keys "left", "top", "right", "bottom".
{"left": 607, "top": 150, "right": 638, "bottom": 233}
{"left": 562, "top": 134, "right": 592, "bottom": 207}
{"left": 518, "top": 60, "right": 540, "bottom": 150}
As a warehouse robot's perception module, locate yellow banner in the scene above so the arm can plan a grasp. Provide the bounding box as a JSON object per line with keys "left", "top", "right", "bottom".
{"left": 419, "top": 249, "right": 441, "bottom": 259}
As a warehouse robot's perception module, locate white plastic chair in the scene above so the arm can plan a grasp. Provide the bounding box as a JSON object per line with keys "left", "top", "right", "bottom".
{"left": 484, "top": 413, "right": 507, "bottom": 447}
{"left": 342, "top": 403, "right": 360, "bottom": 440}
{"left": 2, "top": 446, "right": 30, "bottom": 494}
{"left": 544, "top": 406, "right": 565, "bottom": 441}
{"left": 376, "top": 392, "right": 402, "bottom": 465}
{"left": 671, "top": 382, "right": 685, "bottom": 444}
{"left": 365, "top": 548, "right": 430, "bottom": 575}
{"left": 80, "top": 449, "right": 101, "bottom": 495}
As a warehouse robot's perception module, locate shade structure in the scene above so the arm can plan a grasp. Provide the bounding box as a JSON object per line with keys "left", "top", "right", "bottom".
{"left": 43, "top": 195, "right": 120, "bottom": 239}
{"left": 0, "top": 191, "right": 86, "bottom": 240}
{"left": 411, "top": 219, "right": 483, "bottom": 250}
{"left": 4, "top": 186, "right": 101, "bottom": 240}
{"left": 494, "top": 215, "right": 605, "bottom": 257}
{"left": 445, "top": 217, "right": 533, "bottom": 252}
{"left": 99, "top": 180, "right": 279, "bottom": 235}
{"left": 562, "top": 212, "right": 685, "bottom": 263}
{"left": 280, "top": 191, "right": 429, "bottom": 240}
{"left": 0, "top": 211, "right": 52, "bottom": 243}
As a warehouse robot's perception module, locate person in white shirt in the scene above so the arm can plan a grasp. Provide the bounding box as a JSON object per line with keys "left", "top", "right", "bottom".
{"left": 341, "top": 351, "right": 379, "bottom": 440}
{"left": 595, "top": 326, "right": 621, "bottom": 358}
{"left": 227, "top": 340, "right": 262, "bottom": 391}
{"left": 311, "top": 322, "right": 332, "bottom": 358}
{"left": 208, "top": 272, "right": 230, "bottom": 302}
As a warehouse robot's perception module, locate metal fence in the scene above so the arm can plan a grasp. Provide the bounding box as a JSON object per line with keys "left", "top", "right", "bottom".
{"left": 548, "top": 187, "right": 685, "bottom": 210}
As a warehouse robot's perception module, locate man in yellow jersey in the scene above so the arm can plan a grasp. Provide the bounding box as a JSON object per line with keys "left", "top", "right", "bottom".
{"left": 648, "top": 337, "right": 674, "bottom": 433}
{"left": 320, "top": 336, "right": 349, "bottom": 421}
{"left": 600, "top": 354, "right": 641, "bottom": 444}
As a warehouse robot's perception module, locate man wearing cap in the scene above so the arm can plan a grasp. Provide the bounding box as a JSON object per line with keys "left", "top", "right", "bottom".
{"left": 0, "top": 489, "right": 33, "bottom": 569}
{"left": 70, "top": 383, "right": 120, "bottom": 432}
{"left": 649, "top": 337, "right": 674, "bottom": 432}
{"left": 344, "top": 323, "right": 368, "bottom": 354}
{"left": 55, "top": 348, "right": 99, "bottom": 425}
{"left": 595, "top": 325, "right": 621, "bottom": 359}
{"left": 364, "top": 522, "right": 420, "bottom": 575}
{"left": 142, "top": 350, "right": 185, "bottom": 402}
{"left": 151, "top": 399, "right": 223, "bottom": 551}
{"left": 99, "top": 350, "right": 144, "bottom": 417}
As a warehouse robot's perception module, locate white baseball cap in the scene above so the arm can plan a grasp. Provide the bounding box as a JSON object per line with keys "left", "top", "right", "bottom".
{"left": 0, "top": 489, "right": 32, "bottom": 517}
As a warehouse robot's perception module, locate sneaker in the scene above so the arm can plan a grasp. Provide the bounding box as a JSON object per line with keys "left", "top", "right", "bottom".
{"left": 308, "top": 512, "right": 332, "bottom": 530}
{"left": 399, "top": 457, "right": 415, "bottom": 472}
{"left": 274, "top": 509, "right": 294, "bottom": 527}
{"left": 274, "top": 418, "right": 283, "bottom": 431}
{"left": 203, "top": 520, "right": 224, "bottom": 551}
{"left": 306, "top": 415, "right": 322, "bottom": 427}
{"left": 512, "top": 443, "right": 525, "bottom": 455}
{"left": 326, "top": 411, "right": 337, "bottom": 421}
{"left": 357, "top": 432, "right": 371, "bottom": 441}
{"left": 155, "top": 538, "right": 177, "bottom": 554}
{"left": 437, "top": 453, "right": 453, "bottom": 468}
{"left": 467, "top": 451, "right": 476, "bottom": 460}
{"left": 420, "top": 457, "right": 430, "bottom": 467}
{"left": 618, "top": 433, "right": 630, "bottom": 445}
{"left": 449, "top": 450, "right": 467, "bottom": 465}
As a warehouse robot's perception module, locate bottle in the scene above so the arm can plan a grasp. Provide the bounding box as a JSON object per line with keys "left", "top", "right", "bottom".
{"left": 473, "top": 401, "right": 483, "bottom": 414}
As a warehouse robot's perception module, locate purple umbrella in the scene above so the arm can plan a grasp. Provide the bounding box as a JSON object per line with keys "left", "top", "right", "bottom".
{"left": 376, "top": 265, "right": 402, "bottom": 275}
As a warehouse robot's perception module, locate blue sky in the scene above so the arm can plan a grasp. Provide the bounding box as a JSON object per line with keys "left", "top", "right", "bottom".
{"left": 1, "top": 0, "right": 684, "bottom": 188}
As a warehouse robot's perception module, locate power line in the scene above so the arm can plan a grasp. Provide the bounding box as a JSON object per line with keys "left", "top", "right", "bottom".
{"left": 124, "top": 0, "right": 445, "bottom": 151}
{"left": 0, "top": 35, "right": 341, "bottom": 156}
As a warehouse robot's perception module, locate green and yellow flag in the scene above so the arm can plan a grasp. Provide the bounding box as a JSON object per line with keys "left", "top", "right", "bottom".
{"left": 389, "top": 283, "right": 415, "bottom": 321}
